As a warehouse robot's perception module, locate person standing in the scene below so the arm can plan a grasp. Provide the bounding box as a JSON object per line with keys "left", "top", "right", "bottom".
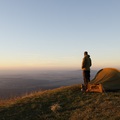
{"left": 82, "top": 51, "right": 92, "bottom": 88}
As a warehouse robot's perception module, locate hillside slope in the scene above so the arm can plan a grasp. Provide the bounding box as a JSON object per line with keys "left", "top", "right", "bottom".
{"left": 0, "top": 84, "right": 120, "bottom": 120}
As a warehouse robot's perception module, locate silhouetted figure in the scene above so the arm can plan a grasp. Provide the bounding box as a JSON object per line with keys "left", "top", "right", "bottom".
{"left": 82, "top": 51, "right": 92, "bottom": 88}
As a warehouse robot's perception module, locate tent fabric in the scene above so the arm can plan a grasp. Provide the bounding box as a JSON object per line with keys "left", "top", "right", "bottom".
{"left": 86, "top": 84, "right": 103, "bottom": 93}
{"left": 90, "top": 68, "right": 120, "bottom": 90}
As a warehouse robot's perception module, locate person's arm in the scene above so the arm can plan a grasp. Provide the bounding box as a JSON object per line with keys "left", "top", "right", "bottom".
{"left": 82, "top": 57, "right": 86, "bottom": 69}
{"left": 90, "top": 58, "right": 92, "bottom": 67}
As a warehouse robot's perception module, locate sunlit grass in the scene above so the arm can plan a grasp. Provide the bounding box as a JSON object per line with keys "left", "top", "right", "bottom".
{"left": 0, "top": 84, "right": 120, "bottom": 120}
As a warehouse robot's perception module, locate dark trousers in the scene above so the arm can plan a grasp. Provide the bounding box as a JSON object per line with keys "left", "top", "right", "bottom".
{"left": 83, "top": 70, "right": 90, "bottom": 85}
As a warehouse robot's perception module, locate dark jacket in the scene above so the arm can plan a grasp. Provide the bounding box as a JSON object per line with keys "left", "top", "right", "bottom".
{"left": 82, "top": 55, "right": 92, "bottom": 71}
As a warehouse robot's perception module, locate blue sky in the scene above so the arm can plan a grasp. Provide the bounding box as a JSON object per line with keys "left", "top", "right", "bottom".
{"left": 0, "top": 0, "right": 120, "bottom": 70}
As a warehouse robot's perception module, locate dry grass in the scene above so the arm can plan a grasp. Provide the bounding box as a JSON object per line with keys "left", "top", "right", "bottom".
{"left": 0, "top": 84, "right": 120, "bottom": 120}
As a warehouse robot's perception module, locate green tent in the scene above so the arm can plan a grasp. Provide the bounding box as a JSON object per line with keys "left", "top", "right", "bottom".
{"left": 90, "top": 68, "right": 120, "bottom": 91}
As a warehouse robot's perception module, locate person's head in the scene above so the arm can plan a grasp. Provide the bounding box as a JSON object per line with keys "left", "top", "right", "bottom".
{"left": 84, "top": 51, "right": 88, "bottom": 56}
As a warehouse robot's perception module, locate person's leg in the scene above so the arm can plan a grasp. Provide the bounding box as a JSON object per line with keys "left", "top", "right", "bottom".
{"left": 83, "top": 70, "right": 90, "bottom": 91}
{"left": 83, "top": 70, "right": 87, "bottom": 85}
{"left": 83, "top": 70, "right": 89, "bottom": 90}
{"left": 86, "top": 70, "right": 90, "bottom": 83}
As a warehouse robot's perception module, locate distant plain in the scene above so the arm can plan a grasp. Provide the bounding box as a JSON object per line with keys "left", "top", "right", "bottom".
{"left": 0, "top": 70, "right": 97, "bottom": 99}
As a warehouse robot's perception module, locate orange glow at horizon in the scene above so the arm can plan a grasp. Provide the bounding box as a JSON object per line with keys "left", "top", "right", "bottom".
{"left": 0, "top": 58, "right": 119, "bottom": 71}
{"left": 0, "top": 60, "right": 81, "bottom": 70}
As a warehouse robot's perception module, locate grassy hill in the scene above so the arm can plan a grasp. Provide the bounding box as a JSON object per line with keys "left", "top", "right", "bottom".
{"left": 0, "top": 84, "right": 120, "bottom": 120}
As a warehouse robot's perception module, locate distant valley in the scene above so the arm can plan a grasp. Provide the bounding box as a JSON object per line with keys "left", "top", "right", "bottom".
{"left": 0, "top": 70, "right": 97, "bottom": 99}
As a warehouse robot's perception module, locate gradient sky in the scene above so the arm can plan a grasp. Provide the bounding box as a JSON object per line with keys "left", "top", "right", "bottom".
{"left": 0, "top": 0, "right": 120, "bottom": 71}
